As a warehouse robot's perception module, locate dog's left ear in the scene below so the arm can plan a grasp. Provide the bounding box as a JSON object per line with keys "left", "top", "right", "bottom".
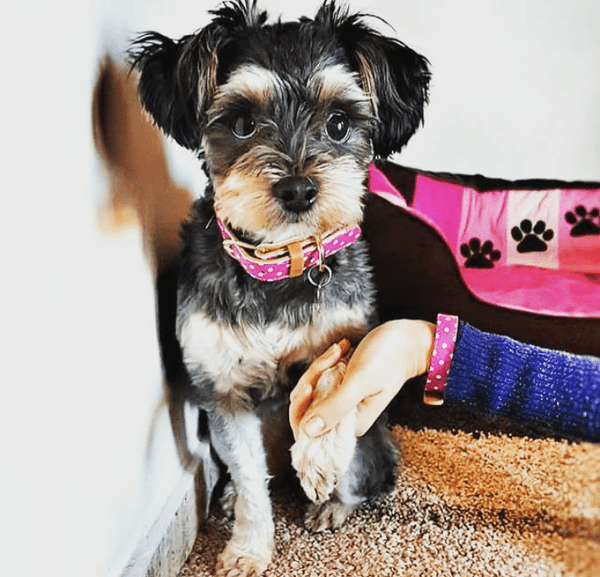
{"left": 317, "top": 2, "right": 431, "bottom": 158}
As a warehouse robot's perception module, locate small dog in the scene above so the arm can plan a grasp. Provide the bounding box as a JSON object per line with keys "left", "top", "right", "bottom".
{"left": 130, "top": 1, "right": 429, "bottom": 574}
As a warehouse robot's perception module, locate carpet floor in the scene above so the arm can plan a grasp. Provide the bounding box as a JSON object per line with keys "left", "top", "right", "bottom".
{"left": 179, "top": 389, "right": 600, "bottom": 577}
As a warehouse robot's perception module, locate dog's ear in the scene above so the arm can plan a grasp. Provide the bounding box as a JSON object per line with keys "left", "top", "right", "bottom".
{"left": 129, "top": 1, "right": 268, "bottom": 151}
{"left": 128, "top": 31, "right": 214, "bottom": 150}
{"left": 317, "top": 2, "right": 431, "bottom": 158}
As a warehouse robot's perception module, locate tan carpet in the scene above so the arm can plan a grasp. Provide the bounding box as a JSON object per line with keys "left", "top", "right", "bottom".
{"left": 179, "top": 391, "right": 600, "bottom": 577}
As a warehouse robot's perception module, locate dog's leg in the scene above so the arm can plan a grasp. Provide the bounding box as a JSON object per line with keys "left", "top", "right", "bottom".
{"left": 208, "top": 408, "right": 274, "bottom": 577}
{"left": 291, "top": 358, "right": 399, "bottom": 531}
{"left": 290, "top": 362, "right": 357, "bottom": 504}
{"left": 306, "top": 419, "right": 399, "bottom": 532}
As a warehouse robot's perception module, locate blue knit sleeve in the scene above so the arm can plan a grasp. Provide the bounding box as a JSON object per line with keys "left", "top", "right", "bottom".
{"left": 444, "top": 323, "right": 600, "bottom": 442}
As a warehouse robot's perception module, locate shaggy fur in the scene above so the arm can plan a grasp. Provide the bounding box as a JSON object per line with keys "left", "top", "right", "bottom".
{"left": 130, "top": 1, "right": 429, "bottom": 574}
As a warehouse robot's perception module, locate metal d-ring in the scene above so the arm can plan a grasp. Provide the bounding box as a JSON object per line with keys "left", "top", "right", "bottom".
{"left": 307, "top": 264, "right": 332, "bottom": 290}
{"left": 308, "top": 265, "right": 332, "bottom": 310}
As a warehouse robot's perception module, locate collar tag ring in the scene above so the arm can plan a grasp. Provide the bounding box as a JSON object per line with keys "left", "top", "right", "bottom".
{"left": 307, "top": 264, "right": 332, "bottom": 309}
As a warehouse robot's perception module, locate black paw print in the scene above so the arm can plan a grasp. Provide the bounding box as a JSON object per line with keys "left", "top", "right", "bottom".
{"left": 565, "top": 205, "right": 600, "bottom": 237}
{"left": 511, "top": 219, "right": 554, "bottom": 253}
{"left": 460, "top": 238, "right": 501, "bottom": 268}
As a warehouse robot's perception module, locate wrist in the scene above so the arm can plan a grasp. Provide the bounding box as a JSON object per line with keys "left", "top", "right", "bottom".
{"left": 382, "top": 319, "right": 436, "bottom": 382}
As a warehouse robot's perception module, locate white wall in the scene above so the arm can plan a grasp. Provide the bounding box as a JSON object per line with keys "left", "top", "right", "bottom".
{"left": 2, "top": 2, "right": 599, "bottom": 577}
{"left": 392, "top": 0, "right": 600, "bottom": 181}
{"left": 2, "top": 2, "right": 187, "bottom": 577}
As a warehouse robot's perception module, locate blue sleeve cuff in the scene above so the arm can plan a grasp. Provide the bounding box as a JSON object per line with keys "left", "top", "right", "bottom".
{"left": 444, "top": 323, "right": 600, "bottom": 442}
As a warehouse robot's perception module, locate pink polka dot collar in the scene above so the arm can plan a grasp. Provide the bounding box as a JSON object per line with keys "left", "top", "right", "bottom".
{"left": 217, "top": 219, "right": 362, "bottom": 282}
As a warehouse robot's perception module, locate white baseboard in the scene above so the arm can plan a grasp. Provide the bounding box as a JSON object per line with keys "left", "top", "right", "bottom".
{"left": 121, "top": 461, "right": 201, "bottom": 577}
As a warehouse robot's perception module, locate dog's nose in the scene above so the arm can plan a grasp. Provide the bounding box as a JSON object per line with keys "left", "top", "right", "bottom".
{"left": 273, "top": 176, "right": 318, "bottom": 213}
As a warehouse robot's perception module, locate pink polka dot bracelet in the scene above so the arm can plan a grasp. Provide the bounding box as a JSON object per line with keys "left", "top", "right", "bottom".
{"left": 424, "top": 314, "right": 459, "bottom": 406}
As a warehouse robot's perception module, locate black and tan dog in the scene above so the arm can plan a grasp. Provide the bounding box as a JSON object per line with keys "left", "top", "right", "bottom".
{"left": 130, "top": 1, "right": 429, "bottom": 574}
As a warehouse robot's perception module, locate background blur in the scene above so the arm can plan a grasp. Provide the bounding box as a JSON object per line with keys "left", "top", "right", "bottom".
{"left": 2, "top": 1, "right": 599, "bottom": 576}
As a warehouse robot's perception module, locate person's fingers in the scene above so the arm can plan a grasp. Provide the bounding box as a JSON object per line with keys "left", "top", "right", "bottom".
{"left": 289, "top": 383, "right": 313, "bottom": 440}
{"left": 301, "top": 371, "right": 365, "bottom": 438}
{"left": 289, "top": 338, "right": 350, "bottom": 439}
{"left": 290, "top": 339, "right": 349, "bottom": 401}
{"left": 303, "top": 359, "right": 389, "bottom": 438}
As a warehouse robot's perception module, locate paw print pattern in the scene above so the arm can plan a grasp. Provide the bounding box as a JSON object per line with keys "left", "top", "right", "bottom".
{"left": 460, "top": 238, "right": 501, "bottom": 268}
{"left": 565, "top": 205, "right": 600, "bottom": 237}
{"left": 511, "top": 219, "right": 554, "bottom": 253}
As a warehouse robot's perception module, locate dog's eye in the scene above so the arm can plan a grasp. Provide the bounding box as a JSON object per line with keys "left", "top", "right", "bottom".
{"left": 326, "top": 112, "right": 350, "bottom": 141}
{"left": 231, "top": 112, "right": 257, "bottom": 139}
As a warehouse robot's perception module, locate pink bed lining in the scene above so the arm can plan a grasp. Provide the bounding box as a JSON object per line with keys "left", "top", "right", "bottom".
{"left": 369, "top": 164, "right": 600, "bottom": 318}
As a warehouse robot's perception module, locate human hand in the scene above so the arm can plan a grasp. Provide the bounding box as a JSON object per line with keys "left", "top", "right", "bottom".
{"left": 289, "top": 338, "right": 352, "bottom": 440}
{"left": 289, "top": 319, "right": 436, "bottom": 439}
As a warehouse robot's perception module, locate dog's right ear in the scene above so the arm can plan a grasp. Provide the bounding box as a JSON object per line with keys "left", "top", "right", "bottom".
{"left": 128, "top": 31, "right": 218, "bottom": 151}
{"left": 129, "top": 2, "right": 268, "bottom": 151}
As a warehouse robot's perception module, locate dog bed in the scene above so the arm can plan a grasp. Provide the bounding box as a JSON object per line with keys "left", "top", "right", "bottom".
{"left": 364, "top": 161, "right": 600, "bottom": 356}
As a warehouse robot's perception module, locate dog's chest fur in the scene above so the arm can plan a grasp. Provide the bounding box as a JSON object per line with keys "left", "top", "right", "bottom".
{"left": 176, "top": 197, "right": 376, "bottom": 408}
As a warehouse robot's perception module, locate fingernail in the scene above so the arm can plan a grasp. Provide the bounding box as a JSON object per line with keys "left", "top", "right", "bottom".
{"left": 304, "top": 415, "right": 325, "bottom": 437}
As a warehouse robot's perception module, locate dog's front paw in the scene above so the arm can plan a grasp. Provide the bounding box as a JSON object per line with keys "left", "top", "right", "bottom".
{"left": 305, "top": 500, "right": 355, "bottom": 532}
{"left": 291, "top": 429, "right": 351, "bottom": 503}
{"left": 215, "top": 543, "right": 271, "bottom": 577}
{"left": 291, "top": 364, "right": 357, "bottom": 503}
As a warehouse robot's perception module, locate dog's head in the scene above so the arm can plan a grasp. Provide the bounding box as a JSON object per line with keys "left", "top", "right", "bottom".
{"left": 130, "top": 0, "right": 429, "bottom": 242}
